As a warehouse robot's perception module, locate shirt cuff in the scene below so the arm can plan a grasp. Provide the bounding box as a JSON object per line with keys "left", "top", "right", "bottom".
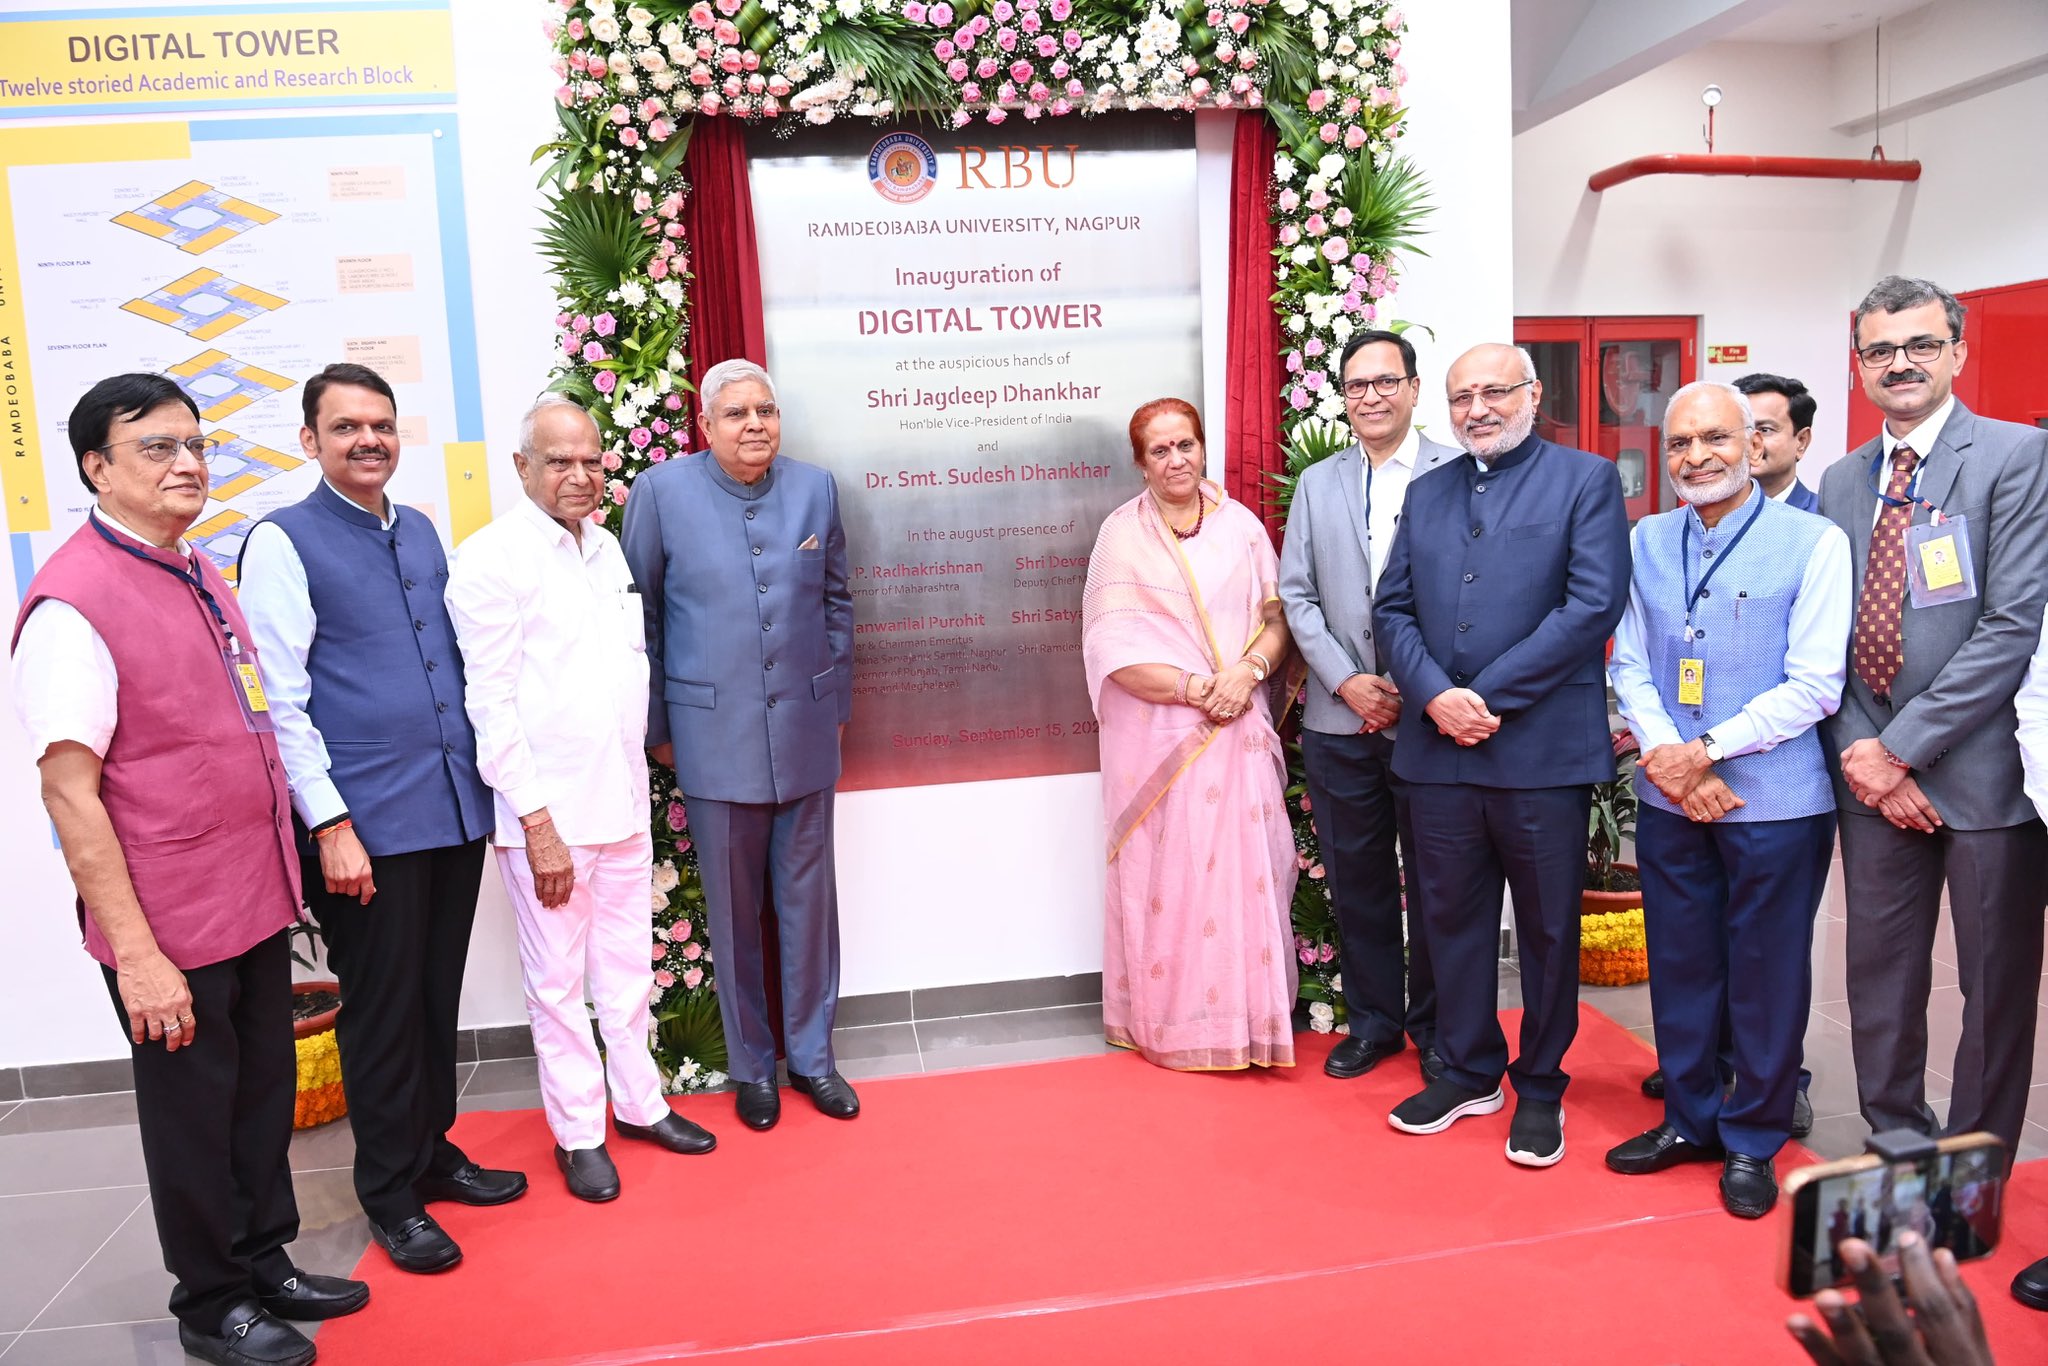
{"left": 1709, "top": 713, "right": 1763, "bottom": 760}
{"left": 502, "top": 778, "right": 549, "bottom": 821}
{"left": 292, "top": 775, "right": 347, "bottom": 831}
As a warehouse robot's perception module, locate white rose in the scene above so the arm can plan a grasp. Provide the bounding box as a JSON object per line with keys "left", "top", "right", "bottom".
{"left": 1288, "top": 314, "right": 1307, "bottom": 333}
{"left": 628, "top": 5, "right": 657, "bottom": 25}
{"left": 652, "top": 860, "right": 681, "bottom": 894}
{"left": 1291, "top": 244, "right": 1316, "bottom": 267}
{"left": 1309, "top": 1001, "right": 1334, "bottom": 1022}
{"left": 1319, "top": 153, "right": 1345, "bottom": 177}
{"left": 1317, "top": 58, "right": 1337, "bottom": 81}
{"left": 656, "top": 279, "right": 684, "bottom": 307}
{"left": 618, "top": 71, "right": 640, "bottom": 93}
{"left": 1334, "top": 35, "right": 1356, "bottom": 56}
{"left": 608, "top": 50, "right": 633, "bottom": 76}
{"left": 1329, "top": 973, "right": 1343, "bottom": 993}
{"left": 591, "top": 14, "right": 623, "bottom": 44}
{"left": 639, "top": 47, "right": 667, "bottom": 72}
{"left": 649, "top": 889, "right": 668, "bottom": 912}
{"left": 1310, "top": 1016, "right": 1334, "bottom": 1033}
{"left": 836, "top": 0, "right": 862, "bottom": 17}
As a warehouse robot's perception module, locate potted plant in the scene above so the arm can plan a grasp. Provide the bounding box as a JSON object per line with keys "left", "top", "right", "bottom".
{"left": 1581, "top": 728, "right": 1648, "bottom": 986}
{"left": 288, "top": 921, "right": 347, "bottom": 1129}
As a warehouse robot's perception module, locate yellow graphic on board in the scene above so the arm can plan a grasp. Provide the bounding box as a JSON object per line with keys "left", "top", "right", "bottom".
{"left": 112, "top": 181, "right": 281, "bottom": 255}
{"left": 204, "top": 429, "right": 304, "bottom": 501}
{"left": 188, "top": 509, "right": 257, "bottom": 583}
{"left": 169, "top": 349, "right": 295, "bottom": 423}
{"left": 123, "top": 268, "right": 288, "bottom": 341}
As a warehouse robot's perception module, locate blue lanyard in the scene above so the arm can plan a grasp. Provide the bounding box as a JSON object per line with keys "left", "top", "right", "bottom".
{"left": 1867, "top": 446, "right": 1944, "bottom": 520}
{"left": 90, "top": 514, "right": 238, "bottom": 651}
{"left": 1680, "top": 488, "right": 1765, "bottom": 631}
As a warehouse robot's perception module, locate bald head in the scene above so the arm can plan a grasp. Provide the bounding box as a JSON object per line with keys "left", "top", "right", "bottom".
{"left": 1446, "top": 343, "right": 1541, "bottom": 459}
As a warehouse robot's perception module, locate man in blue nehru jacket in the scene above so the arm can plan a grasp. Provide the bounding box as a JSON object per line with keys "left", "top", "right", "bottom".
{"left": 622, "top": 359, "right": 859, "bottom": 1133}
{"left": 1603, "top": 382, "right": 1850, "bottom": 1219}
{"left": 1373, "top": 342, "right": 1630, "bottom": 1169}
{"left": 239, "top": 363, "right": 526, "bottom": 1274}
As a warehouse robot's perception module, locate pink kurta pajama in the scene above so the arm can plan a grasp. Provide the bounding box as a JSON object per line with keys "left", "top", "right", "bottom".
{"left": 1083, "top": 485, "right": 1299, "bottom": 1071}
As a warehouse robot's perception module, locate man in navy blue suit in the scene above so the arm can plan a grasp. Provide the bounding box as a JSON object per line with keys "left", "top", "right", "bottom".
{"left": 1734, "top": 373, "right": 1820, "bottom": 512}
{"left": 1373, "top": 343, "right": 1631, "bottom": 1168}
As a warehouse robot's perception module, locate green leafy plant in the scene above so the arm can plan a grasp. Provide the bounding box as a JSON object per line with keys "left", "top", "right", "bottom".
{"left": 655, "top": 990, "right": 730, "bottom": 1077}
{"left": 537, "top": 189, "right": 662, "bottom": 309}
{"left": 1340, "top": 152, "right": 1433, "bottom": 262}
{"left": 815, "top": 15, "right": 955, "bottom": 118}
{"left": 1588, "top": 730, "right": 1641, "bottom": 892}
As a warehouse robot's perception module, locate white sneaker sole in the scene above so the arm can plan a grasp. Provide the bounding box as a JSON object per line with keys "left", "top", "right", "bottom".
{"left": 1506, "top": 1109, "right": 1567, "bottom": 1168}
{"left": 1387, "top": 1086, "right": 1505, "bottom": 1134}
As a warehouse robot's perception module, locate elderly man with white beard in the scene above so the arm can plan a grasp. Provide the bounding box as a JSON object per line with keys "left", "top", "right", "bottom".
{"left": 1602, "top": 381, "right": 1851, "bottom": 1219}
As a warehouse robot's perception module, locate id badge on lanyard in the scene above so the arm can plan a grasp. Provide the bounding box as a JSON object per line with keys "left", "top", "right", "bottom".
{"left": 1905, "top": 514, "right": 1977, "bottom": 609}
{"left": 225, "top": 646, "right": 278, "bottom": 733}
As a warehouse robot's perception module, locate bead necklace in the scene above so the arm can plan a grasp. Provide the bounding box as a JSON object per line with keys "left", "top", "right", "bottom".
{"left": 1166, "top": 492, "right": 1207, "bottom": 541}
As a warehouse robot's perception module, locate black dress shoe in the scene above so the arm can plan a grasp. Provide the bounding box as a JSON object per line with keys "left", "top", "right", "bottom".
{"left": 367, "top": 1212, "right": 462, "bottom": 1273}
{"left": 616, "top": 1111, "right": 717, "bottom": 1154}
{"left": 735, "top": 1080, "right": 781, "bottom": 1130}
{"left": 1419, "top": 1046, "right": 1446, "bottom": 1083}
{"left": 2012, "top": 1253, "right": 2048, "bottom": 1310}
{"left": 1721, "top": 1153, "right": 1779, "bottom": 1218}
{"left": 1324, "top": 1035, "right": 1404, "bottom": 1079}
{"left": 790, "top": 1069, "right": 860, "bottom": 1119}
{"left": 257, "top": 1268, "right": 369, "bottom": 1320}
{"left": 178, "top": 1302, "right": 315, "bottom": 1366}
{"left": 1641, "top": 1067, "right": 1665, "bottom": 1099}
{"left": 416, "top": 1160, "right": 528, "bottom": 1206}
{"left": 556, "top": 1145, "right": 621, "bottom": 1202}
{"left": 1791, "top": 1089, "right": 1814, "bottom": 1140}
{"left": 1605, "top": 1122, "right": 1724, "bottom": 1175}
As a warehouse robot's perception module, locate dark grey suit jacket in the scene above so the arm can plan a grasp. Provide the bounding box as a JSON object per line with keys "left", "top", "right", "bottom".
{"left": 1817, "top": 401, "right": 2048, "bottom": 830}
{"left": 1279, "top": 434, "right": 1458, "bottom": 736}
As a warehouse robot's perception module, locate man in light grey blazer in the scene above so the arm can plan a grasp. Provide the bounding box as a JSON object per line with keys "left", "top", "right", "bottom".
{"left": 1818, "top": 275, "right": 2048, "bottom": 1159}
{"left": 620, "top": 359, "right": 859, "bottom": 1133}
{"left": 1279, "top": 329, "right": 1457, "bottom": 1082}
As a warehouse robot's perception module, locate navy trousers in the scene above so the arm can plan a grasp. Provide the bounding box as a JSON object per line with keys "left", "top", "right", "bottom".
{"left": 1300, "top": 729, "right": 1434, "bottom": 1049}
{"left": 689, "top": 787, "right": 842, "bottom": 1085}
{"left": 1637, "top": 805, "right": 1835, "bottom": 1159}
{"left": 1405, "top": 783, "right": 1591, "bottom": 1103}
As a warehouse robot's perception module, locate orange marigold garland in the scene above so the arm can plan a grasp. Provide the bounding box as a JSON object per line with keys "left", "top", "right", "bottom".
{"left": 293, "top": 1027, "right": 347, "bottom": 1130}
{"left": 1579, "top": 908, "right": 1648, "bottom": 987}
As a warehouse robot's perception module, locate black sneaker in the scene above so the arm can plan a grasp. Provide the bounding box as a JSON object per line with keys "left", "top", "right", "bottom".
{"left": 1387, "top": 1078, "right": 1504, "bottom": 1134}
{"left": 1505, "top": 1098, "right": 1565, "bottom": 1168}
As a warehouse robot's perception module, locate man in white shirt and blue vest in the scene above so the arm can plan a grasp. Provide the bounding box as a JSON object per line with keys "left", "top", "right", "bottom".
{"left": 447, "top": 396, "right": 715, "bottom": 1203}
{"left": 1603, "top": 381, "right": 1851, "bottom": 1219}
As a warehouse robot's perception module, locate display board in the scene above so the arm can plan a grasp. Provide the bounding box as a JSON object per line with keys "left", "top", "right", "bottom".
{"left": 749, "top": 114, "right": 1202, "bottom": 791}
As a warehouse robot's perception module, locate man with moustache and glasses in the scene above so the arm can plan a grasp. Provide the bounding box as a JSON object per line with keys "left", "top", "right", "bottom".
{"left": 1602, "top": 382, "right": 1850, "bottom": 1219}
{"left": 1373, "top": 343, "right": 1630, "bottom": 1168}
{"left": 1817, "top": 277, "right": 2048, "bottom": 1219}
{"left": 239, "top": 363, "right": 526, "bottom": 1275}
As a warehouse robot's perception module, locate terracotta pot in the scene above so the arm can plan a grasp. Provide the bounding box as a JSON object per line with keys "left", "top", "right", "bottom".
{"left": 292, "top": 979, "right": 341, "bottom": 1039}
{"left": 1582, "top": 862, "right": 1643, "bottom": 915}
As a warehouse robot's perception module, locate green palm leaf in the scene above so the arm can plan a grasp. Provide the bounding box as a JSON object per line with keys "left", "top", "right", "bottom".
{"left": 817, "top": 16, "right": 955, "bottom": 116}
{"left": 1340, "top": 153, "right": 1435, "bottom": 262}
{"left": 655, "top": 990, "right": 730, "bottom": 1073}
{"left": 537, "top": 190, "right": 660, "bottom": 308}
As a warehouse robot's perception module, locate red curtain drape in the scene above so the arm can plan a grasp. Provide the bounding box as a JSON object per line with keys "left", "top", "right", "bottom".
{"left": 1223, "top": 112, "right": 1285, "bottom": 545}
{"left": 680, "top": 115, "right": 768, "bottom": 429}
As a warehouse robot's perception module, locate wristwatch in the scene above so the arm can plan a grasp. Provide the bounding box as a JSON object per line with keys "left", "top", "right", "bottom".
{"left": 1699, "top": 732, "right": 1724, "bottom": 763}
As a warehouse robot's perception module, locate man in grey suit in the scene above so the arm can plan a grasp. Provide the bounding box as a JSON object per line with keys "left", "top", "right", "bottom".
{"left": 1280, "top": 329, "right": 1456, "bottom": 1082}
{"left": 1819, "top": 275, "right": 2048, "bottom": 1159}
{"left": 621, "top": 359, "right": 859, "bottom": 1131}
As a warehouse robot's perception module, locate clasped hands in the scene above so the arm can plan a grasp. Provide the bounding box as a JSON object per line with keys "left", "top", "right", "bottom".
{"left": 1840, "top": 738, "right": 1943, "bottom": 834}
{"left": 1338, "top": 672, "right": 1401, "bottom": 733}
{"left": 1425, "top": 688, "right": 1499, "bottom": 747}
{"left": 1639, "top": 739, "right": 1745, "bottom": 823}
{"left": 1198, "top": 660, "right": 1261, "bottom": 726}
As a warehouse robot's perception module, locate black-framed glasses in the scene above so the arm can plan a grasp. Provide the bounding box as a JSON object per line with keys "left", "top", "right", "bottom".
{"left": 1663, "top": 429, "right": 1746, "bottom": 459}
{"left": 1341, "top": 374, "right": 1416, "bottom": 400}
{"left": 1855, "top": 336, "right": 1958, "bottom": 368}
{"left": 1447, "top": 379, "right": 1534, "bottom": 413}
{"left": 101, "top": 435, "right": 220, "bottom": 464}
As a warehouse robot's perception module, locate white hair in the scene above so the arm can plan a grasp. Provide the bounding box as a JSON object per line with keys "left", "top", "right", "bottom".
{"left": 1663, "top": 381, "right": 1755, "bottom": 442}
{"left": 700, "top": 359, "right": 778, "bottom": 411}
{"left": 1514, "top": 345, "right": 1538, "bottom": 383}
{"left": 518, "top": 392, "right": 596, "bottom": 452}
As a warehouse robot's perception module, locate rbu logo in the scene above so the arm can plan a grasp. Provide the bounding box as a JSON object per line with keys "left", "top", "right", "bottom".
{"left": 955, "top": 144, "right": 1078, "bottom": 190}
{"left": 869, "top": 133, "right": 939, "bottom": 204}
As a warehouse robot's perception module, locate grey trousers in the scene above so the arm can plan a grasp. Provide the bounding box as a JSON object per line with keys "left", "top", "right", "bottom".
{"left": 687, "top": 787, "right": 842, "bottom": 1084}
{"left": 1840, "top": 811, "right": 2048, "bottom": 1153}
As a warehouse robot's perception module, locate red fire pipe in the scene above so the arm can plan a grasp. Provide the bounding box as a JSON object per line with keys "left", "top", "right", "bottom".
{"left": 1588, "top": 153, "right": 1922, "bottom": 193}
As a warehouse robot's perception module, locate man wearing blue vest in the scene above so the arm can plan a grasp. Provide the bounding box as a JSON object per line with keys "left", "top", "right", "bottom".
{"left": 1603, "top": 381, "right": 1851, "bottom": 1219}
{"left": 622, "top": 358, "right": 858, "bottom": 1132}
{"left": 239, "top": 363, "right": 526, "bottom": 1273}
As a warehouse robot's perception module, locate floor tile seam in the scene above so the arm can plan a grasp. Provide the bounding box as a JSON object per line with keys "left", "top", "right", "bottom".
{"left": 0, "top": 1183, "right": 148, "bottom": 1201}
{"left": 12, "top": 1315, "right": 175, "bottom": 1335}
{"left": 17, "top": 1190, "right": 149, "bottom": 1335}
{"left": 503, "top": 1206, "right": 1731, "bottom": 1365}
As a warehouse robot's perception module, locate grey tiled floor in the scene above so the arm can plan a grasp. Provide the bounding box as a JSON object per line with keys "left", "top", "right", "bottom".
{"left": 4, "top": 857, "right": 2045, "bottom": 1361}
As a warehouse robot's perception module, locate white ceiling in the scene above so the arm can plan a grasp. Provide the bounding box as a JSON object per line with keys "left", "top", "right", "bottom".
{"left": 1722, "top": 0, "right": 1928, "bottom": 43}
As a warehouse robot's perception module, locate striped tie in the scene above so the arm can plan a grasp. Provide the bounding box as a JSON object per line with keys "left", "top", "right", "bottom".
{"left": 1852, "top": 445, "right": 1917, "bottom": 699}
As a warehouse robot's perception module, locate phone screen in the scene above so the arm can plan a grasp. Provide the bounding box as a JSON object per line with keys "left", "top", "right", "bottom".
{"left": 1787, "top": 1145, "right": 2004, "bottom": 1296}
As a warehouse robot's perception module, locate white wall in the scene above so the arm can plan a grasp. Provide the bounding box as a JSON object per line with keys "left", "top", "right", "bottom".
{"left": 0, "top": 0, "right": 1515, "bottom": 1064}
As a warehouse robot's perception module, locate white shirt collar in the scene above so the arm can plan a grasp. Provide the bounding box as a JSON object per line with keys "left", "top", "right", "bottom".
{"left": 92, "top": 506, "right": 190, "bottom": 555}
{"left": 322, "top": 478, "right": 396, "bottom": 530}
{"left": 1881, "top": 393, "right": 1956, "bottom": 463}
{"left": 1767, "top": 481, "right": 1795, "bottom": 503}
{"left": 1367, "top": 425, "right": 1419, "bottom": 473}
{"left": 513, "top": 493, "right": 601, "bottom": 560}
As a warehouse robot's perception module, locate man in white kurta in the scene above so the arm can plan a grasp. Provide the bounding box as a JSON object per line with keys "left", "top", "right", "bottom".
{"left": 446, "top": 395, "right": 714, "bottom": 1203}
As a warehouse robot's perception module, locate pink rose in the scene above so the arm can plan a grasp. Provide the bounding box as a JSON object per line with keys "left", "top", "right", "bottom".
{"left": 567, "top": 17, "right": 586, "bottom": 39}
{"left": 1306, "top": 88, "right": 1329, "bottom": 114}
{"left": 1303, "top": 338, "right": 1325, "bottom": 357}
{"left": 1009, "top": 58, "right": 1032, "bottom": 82}
{"left": 992, "top": 1, "right": 1014, "bottom": 20}
{"left": 683, "top": 966, "right": 704, "bottom": 989}
{"left": 1304, "top": 371, "right": 1324, "bottom": 392}
{"left": 970, "top": 14, "right": 990, "bottom": 34}
{"left": 594, "top": 370, "right": 618, "bottom": 394}
{"left": 713, "top": 19, "right": 739, "bottom": 44}
{"left": 1049, "top": 0, "right": 1070, "bottom": 18}
{"left": 930, "top": 2, "right": 954, "bottom": 23}
{"left": 602, "top": 450, "right": 623, "bottom": 471}
{"left": 717, "top": 0, "right": 743, "bottom": 12}
{"left": 976, "top": 57, "right": 999, "bottom": 79}
{"left": 582, "top": 341, "right": 607, "bottom": 362}
{"left": 608, "top": 103, "right": 631, "bottom": 125}
{"left": 1319, "top": 121, "right": 1339, "bottom": 143}
{"left": 996, "top": 81, "right": 1016, "bottom": 102}
{"left": 986, "top": 106, "right": 1008, "bottom": 124}
{"left": 683, "top": 940, "right": 704, "bottom": 961}
{"left": 650, "top": 117, "right": 676, "bottom": 141}
{"left": 618, "top": 127, "right": 640, "bottom": 147}
{"left": 1050, "top": 97, "right": 1072, "bottom": 115}
{"left": 935, "top": 39, "right": 956, "bottom": 61}
{"left": 1299, "top": 946, "right": 1317, "bottom": 965}
{"left": 1277, "top": 223, "right": 1300, "bottom": 246}
{"left": 629, "top": 427, "right": 652, "bottom": 449}
{"left": 1034, "top": 34, "right": 1056, "bottom": 56}
{"left": 1228, "top": 11, "right": 1250, "bottom": 34}
{"left": 608, "top": 480, "right": 628, "bottom": 505}
{"left": 961, "top": 81, "right": 981, "bottom": 101}
{"left": 1021, "top": 13, "right": 1041, "bottom": 34}
{"left": 1370, "top": 85, "right": 1396, "bottom": 106}
{"left": 1207, "top": 7, "right": 1224, "bottom": 24}
{"left": 1284, "top": 351, "right": 1302, "bottom": 374}
{"left": 1051, "top": 58, "right": 1068, "bottom": 78}
{"left": 1323, "top": 239, "right": 1348, "bottom": 262}
{"left": 648, "top": 257, "right": 669, "bottom": 280}
{"left": 720, "top": 52, "right": 742, "bottom": 73}
{"left": 675, "top": 919, "right": 692, "bottom": 939}
{"left": 1277, "top": 188, "right": 1300, "bottom": 212}
{"left": 593, "top": 312, "right": 617, "bottom": 337}
{"left": 688, "top": 2, "right": 715, "bottom": 28}
{"left": 1318, "top": 942, "right": 1335, "bottom": 962}
{"left": 1307, "top": 187, "right": 1329, "bottom": 210}
{"left": 1062, "top": 27, "right": 1080, "bottom": 50}
{"left": 554, "top": 85, "right": 575, "bottom": 108}
{"left": 1304, "top": 213, "right": 1326, "bottom": 236}
{"left": 1344, "top": 125, "right": 1366, "bottom": 150}
{"left": 665, "top": 393, "right": 685, "bottom": 411}
{"left": 1343, "top": 290, "right": 1365, "bottom": 312}
{"left": 655, "top": 969, "right": 676, "bottom": 989}
{"left": 1309, "top": 863, "right": 1326, "bottom": 880}
{"left": 676, "top": 838, "right": 690, "bottom": 855}
{"left": 1333, "top": 207, "right": 1353, "bottom": 227}
{"left": 996, "top": 26, "right": 1017, "bottom": 52}
{"left": 1288, "top": 387, "right": 1311, "bottom": 411}
{"left": 651, "top": 942, "right": 668, "bottom": 962}
{"left": 903, "top": 0, "right": 928, "bottom": 20}
{"left": 1028, "top": 82, "right": 1048, "bottom": 103}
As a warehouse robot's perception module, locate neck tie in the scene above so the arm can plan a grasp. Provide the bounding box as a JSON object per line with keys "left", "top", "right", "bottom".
{"left": 1853, "top": 444, "right": 1916, "bottom": 699}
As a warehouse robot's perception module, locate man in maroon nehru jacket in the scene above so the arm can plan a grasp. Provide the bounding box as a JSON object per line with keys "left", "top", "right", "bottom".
{"left": 9, "top": 374, "right": 369, "bottom": 1366}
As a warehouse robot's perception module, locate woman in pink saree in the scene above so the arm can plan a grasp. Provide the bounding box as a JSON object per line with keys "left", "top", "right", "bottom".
{"left": 1082, "top": 399, "right": 1299, "bottom": 1071}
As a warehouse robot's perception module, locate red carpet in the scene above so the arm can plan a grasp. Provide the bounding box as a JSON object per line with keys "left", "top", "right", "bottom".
{"left": 319, "top": 1007, "right": 2048, "bottom": 1364}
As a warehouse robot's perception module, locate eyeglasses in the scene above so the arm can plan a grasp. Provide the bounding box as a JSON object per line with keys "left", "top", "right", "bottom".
{"left": 1341, "top": 374, "right": 1416, "bottom": 400}
{"left": 539, "top": 455, "right": 607, "bottom": 477}
{"left": 101, "top": 435, "right": 220, "bottom": 464}
{"left": 1447, "top": 380, "right": 1534, "bottom": 413}
{"left": 1855, "top": 336, "right": 1958, "bottom": 368}
{"left": 1663, "top": 429, "right": 1746, "bottom": 459}
{"left": 713, "top": 403, "right": 780, "bottom": 423}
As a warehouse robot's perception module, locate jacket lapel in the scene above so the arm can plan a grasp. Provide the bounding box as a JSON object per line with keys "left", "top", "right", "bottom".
{"left": 1333, "top": 443, "right": 1369, "bottom": 564}
{"left": 1911, "top": 403, "right": 1974, "bottom": 525}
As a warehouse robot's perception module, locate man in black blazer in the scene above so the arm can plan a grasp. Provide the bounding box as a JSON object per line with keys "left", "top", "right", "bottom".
{"left": 1373, "top": 342, "right": 1631, "bottom": 1168}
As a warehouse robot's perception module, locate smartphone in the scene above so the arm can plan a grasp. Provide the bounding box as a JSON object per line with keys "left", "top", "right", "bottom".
{"left": 1781, "top": 1132, "right": 2006, "bottom": 1297}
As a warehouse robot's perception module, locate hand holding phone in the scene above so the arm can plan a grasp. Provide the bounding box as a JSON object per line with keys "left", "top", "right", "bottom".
{"left": 1787, "top": 1232, "right": 1995, "bottom": 1366}
{"left": 1783, "top": 1133, "right": 2005, "bottom": 1298}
